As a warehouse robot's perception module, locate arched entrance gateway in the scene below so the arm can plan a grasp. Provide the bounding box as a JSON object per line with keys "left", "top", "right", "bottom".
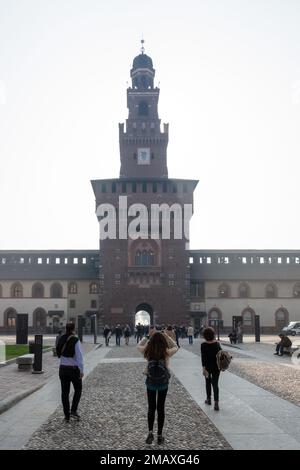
{"left": 134, "top": 303, "right": 153, "bottom": 326}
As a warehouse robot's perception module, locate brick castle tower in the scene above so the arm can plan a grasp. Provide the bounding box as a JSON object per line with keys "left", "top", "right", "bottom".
{"left": 91, "top": 42, "right": 198, "bottom": 327}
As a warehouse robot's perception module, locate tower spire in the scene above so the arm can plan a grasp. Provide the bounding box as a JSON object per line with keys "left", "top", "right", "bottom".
{"left": 141, "top": 37, "right": 145, "bottom": 54}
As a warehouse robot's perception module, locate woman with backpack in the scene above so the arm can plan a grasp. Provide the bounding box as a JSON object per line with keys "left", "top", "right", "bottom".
{"left": 137, "top": 330, "right": 178, "bottom": 445}
{"left": 201, "top": 327, "right": 222, "bottom": 411}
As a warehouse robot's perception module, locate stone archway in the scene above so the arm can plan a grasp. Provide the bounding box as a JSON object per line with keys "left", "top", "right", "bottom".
{"left": 33, "top": 308, "right": 47, "bottom": 332}
{"left": 4, "top": 308, "right": 17, "bottom": 330}
{"left": 275, "top": 308, "right": 289, "bottom": 330}
{"left": 135, "top": 303, "right": 153, "bottom": 326}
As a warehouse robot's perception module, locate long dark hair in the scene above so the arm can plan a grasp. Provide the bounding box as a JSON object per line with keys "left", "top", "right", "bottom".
{"left": 144, "top": 332, "right": 169, "bottom": 361}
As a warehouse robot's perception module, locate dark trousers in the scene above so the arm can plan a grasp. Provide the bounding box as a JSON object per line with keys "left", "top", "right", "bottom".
{"left": 276, "top": 344, "right": 284, "bottom": 354}
{"left": 59, "top": 366, "right": 82, "bottom": 418}
{"left": 147, "top": 388, "right": 168, "bottom": 435}
{"left": 116, "top": 335, "right": 121, "bottom": 346}
{"left": 205, "top": 369, "right": 220, "bottom": 402}
{"left": 188, "top": 336, "right": 193, "bottom": 344}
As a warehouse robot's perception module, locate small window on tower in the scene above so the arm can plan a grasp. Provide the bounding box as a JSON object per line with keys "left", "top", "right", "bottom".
{"left": 138, "top": 102, "right": 149, "bottom": 116}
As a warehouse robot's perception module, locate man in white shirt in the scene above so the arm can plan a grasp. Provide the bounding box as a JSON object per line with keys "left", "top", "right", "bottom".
{"left": 56, "top": 322, "right": 84, "bottom": 422}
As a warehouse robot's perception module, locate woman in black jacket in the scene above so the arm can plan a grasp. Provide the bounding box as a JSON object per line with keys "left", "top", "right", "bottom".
{"left": 200, "top": 327, "right": 221, "bottom": 411}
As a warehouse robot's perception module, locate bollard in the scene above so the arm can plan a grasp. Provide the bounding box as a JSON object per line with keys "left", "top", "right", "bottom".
{"left": 32, "top": 334, "right": 44, "bottom": 374}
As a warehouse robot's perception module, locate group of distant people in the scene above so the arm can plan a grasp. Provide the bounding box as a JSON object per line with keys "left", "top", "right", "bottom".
{"left": 101, "top": 323, "right": 205, "bottom": 348}
{"left": 55, "top": 321, "right": 229, "bottom": 445}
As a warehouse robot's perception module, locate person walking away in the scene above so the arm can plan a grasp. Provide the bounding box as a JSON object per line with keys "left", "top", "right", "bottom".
{"left": 165, "top": 325, "right": 176, "bottom": 342}
{"left": 124, "top": 324, "right": 131, "bottom": 345}
{"left": 56, "top": 322, "right": 84, "bottom": 422}
{"left": 115, "top": 324, "right": 122, "bottom": 347}
{"left": 137, "top": 330, "right": 178, "bottom": 445}
{"left": 173, "top": 325, "right": 180, "bottom": 348}
{"left": 55, "top": 330, "right": 63, "bottom": 348}
{"left": 228, "top": 330, "right": 237, "bottom": 345}
{"left": 201, "top": 327, "right": 222, "bottom": 411}
{"left": 187, "top": 325, "right": 194, "bottom": 344}
{"left": 103, "top": 325, "right": 111, "bottom": 347}
{"left": 136, "top": 323, "right": 143, "bottom": 343}
{"left": 274, "top": 334, "right": 292, "bottom": 356}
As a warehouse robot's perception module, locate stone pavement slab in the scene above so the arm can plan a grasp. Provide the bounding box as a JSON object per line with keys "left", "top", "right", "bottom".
{"left": 170, "top": 347, "right": 300, "bottom": 450}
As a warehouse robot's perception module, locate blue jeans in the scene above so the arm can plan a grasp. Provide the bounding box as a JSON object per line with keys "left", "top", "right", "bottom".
{"left": 116, "top": 335, "right": 121, "bottom": 346}
{"left": 276, "top": 344, "right": 284, "bottom": 355}
{"left": 188, "top": 336, "right": 193, "bottom": 344}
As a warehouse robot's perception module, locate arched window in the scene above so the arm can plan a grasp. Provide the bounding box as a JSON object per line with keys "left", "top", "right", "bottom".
{"left": 208, "top": 309, "right": 222, "bottom": 321}
{"left": 293, "top": 283, "right": 300, "bottom": 298}
{"left": 265, "top": 283, "right": 277, "bottom": 298}
{"left": 135, "top": 250, "right": 142, "bottom": 266}
{"left": 218, "top": 283, "right": 230, "bottom": 298}
{"left": 32, "top": 282, "right": 44, "bottom": 298}
{"left": 275, "top": 308, "right": 289, "bottom": 329}
{"left": 239, "top": 282, "right": 250, "bottom": 298}
{"left": 50, "top": 282, "right": 63, "bottom": 298}
{"left": 90, "top": 282, "right": 99, "bottom": 294}
{"left": 33, "top": 308, "right": 46, "bottom": 330}
{"left": 135, "top": 249, "right": 156, "bottom": 266}
{"left": 242, "top": 309, "right": 255, "bottom": 332}
{"left": 11, "top": 282, "right": 23, "bottom": 298}
{"left": 5, "top": 308, "right": 17, "bottom": 328}
{"left": 138, "top": 101, "right": 149, "bottom": 116}
{"left": 68, "top": 282, "right": 78, "bottom": 294}
{"left": 141, "top": 250, "right": 148, "bottom": 266}
{"left": 149, "top": 251, "right": 155, "bottom": 266}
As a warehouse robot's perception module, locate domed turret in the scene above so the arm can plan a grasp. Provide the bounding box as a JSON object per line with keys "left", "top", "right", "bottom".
{"left": 132, "top": 53, "right": 154, "bottom": 71}
{"left": 130, "top": 40, "right": 155, "bottom": 90}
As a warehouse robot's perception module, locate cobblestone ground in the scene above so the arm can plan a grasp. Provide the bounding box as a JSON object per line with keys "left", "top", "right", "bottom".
{"left": 229, "top": 360, "right": 300, "bottom": 407}
{"left": 25, "top": 346, "right": 231, "bottom": 450}
{"left": 0, "top": 343, "right": 95, "bottom": 405}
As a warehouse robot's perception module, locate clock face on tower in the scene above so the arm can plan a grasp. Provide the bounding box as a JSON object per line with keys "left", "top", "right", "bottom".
{"left": 137, "top": 147, "right": 150, "bottom": 165}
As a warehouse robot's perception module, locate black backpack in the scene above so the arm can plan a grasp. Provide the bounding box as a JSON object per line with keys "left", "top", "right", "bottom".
{"left": 146, "top": 360, "right": 171, "bottom": 387}
{"left": 56, "top": 334, "right": 78, "bottom": 358}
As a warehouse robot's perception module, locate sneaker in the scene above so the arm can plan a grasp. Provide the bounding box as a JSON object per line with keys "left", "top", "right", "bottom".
{"left": 146, "top": 432, "right": 154, "bottom": 444}
{"left": 70, "top": 411, "right": 80, "bottom": 420}
{"left": 64, "top": 416, "right": 70, "bottom": 422}
{"left": 214, "top": 402, "right": 220, "bottom": 411}
{"left": 157, "top": 435, "right": 165, "bottom": 445}
{"left": 205, "top": 398, "right": 211, "bottom": 405}
{"left": 274, "top": 353, "right": 279, "bottom": 355}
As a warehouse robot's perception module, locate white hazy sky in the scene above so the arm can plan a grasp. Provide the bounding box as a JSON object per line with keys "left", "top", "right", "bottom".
{"left": 0, "top": 0, "right": 300, "bottom": 250}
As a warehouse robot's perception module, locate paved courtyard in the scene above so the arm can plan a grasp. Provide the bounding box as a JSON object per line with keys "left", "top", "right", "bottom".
{"left": 1, "top": 336, "right": 300, "bottom": 450}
